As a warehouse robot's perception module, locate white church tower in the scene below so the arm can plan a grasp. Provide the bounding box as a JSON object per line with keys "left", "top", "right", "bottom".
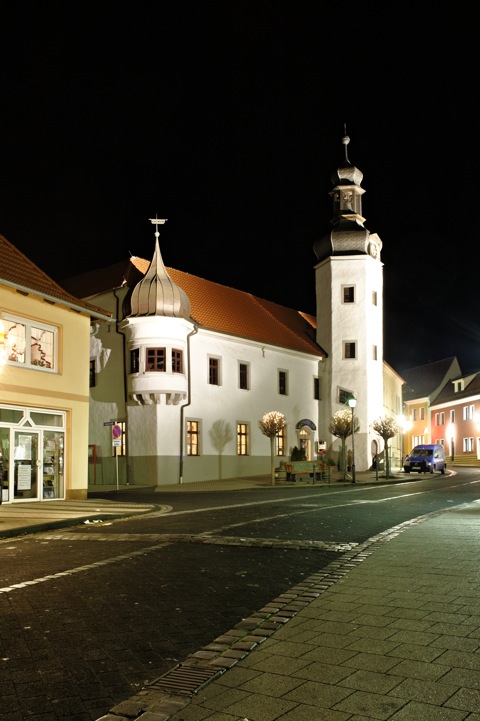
{"left": 314, "top": 132, "right": 384, "bottom": 471}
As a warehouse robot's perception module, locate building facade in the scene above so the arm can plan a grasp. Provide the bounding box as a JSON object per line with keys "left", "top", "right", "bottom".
{"left": 0, "top": 234, "right": 111, "bottom": 503}
{"left": 67, "top": 135, "right": 405, "bottom": 488}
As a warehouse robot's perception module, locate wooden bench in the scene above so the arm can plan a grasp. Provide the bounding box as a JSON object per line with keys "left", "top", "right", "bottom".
{"left": 284, "top": 460, "right": 330, "bottom": 484}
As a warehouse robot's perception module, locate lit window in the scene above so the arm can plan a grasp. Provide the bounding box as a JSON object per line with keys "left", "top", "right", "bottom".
{"left": 3, "top": 314, "right": 57, "bottom": 371}
{"left": 237, "top": 422, "right": 249, "bottom": 455}
{"left": 187, "top": 420, "right": 200, "bottom": 456}
{"left": 463, "top": 437, "right": 474, "bottom": 452}
{"left": 275, "top": 426, "right": 286, "bottom": 456}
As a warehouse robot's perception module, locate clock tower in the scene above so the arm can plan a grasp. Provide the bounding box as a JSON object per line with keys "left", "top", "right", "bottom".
{"left": 313, "top": 132, "right": 383, "bottom": 471}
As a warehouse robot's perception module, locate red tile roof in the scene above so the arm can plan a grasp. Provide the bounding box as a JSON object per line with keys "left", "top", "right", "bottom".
{"left": 66, "top": 256, "right": 325, "bottom": 357}
{"left": 0, "top": 234, "right": 112, "bottom": 319}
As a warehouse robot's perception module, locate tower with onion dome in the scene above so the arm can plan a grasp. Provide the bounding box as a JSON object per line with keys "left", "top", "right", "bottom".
{"left": 313, "top": 132, "right": 384, "bottom": 471}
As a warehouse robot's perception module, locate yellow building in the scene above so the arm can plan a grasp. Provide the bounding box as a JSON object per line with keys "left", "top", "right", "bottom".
{"left": 0, "top": 234, "right": 111, "bottom": 503}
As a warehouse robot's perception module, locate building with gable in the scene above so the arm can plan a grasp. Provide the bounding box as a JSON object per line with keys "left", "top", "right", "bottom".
{"left": 63, "top": 135, "right": 405, "bottom": 488}
{"left": 0, "top": 234, "right": 111, "bottom": 503}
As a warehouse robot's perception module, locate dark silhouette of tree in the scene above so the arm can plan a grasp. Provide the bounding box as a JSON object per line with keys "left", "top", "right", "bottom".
{"left": 209, "top": 420, "right": 233, "bottom": 480}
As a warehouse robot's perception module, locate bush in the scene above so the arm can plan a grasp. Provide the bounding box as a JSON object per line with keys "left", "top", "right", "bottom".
{"left": 291, "top": 446, "right": 307, "bottom": 461}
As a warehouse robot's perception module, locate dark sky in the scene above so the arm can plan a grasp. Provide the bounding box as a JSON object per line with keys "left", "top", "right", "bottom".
{"left": 2, "top": 3, "right": 479, "bottom": 373}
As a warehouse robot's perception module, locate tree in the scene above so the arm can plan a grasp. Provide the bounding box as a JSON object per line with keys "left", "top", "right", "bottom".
{"left": 372, "top": 416, "right": 400, "bottom": 479}
{"left": 258, "top": 411, "right": 286, "bottom": 485}
{"left": 328, "top": 408, "right": 360, "bottom": 481}
{"left": 209, "top": 420, "right": 234, "bottom": 480}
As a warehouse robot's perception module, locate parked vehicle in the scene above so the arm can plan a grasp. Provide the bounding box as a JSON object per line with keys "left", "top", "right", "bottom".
{"left": 403, "top": 444, "right": 446, "bottom": 474}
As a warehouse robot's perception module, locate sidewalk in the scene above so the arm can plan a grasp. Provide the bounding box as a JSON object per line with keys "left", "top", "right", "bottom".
{"left": 113, "top": 498, "right": 480, "bottom": 721}
{"left": 3, "top": 473, "right": 480, "bottom": 720}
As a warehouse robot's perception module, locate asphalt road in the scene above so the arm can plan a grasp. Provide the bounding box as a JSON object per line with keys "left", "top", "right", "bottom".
{"left": 1, "top": 470, "right": 479, "bottom": 721}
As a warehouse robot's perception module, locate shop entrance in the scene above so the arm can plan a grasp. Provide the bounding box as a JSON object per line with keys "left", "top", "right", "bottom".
{"left": 0, "top": 406, "right": 66, "bottom": 503}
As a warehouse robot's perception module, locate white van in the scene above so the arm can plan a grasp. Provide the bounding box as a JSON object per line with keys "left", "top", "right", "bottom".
{"left": 403, "top": 444, "right": 446, "bottom": 474}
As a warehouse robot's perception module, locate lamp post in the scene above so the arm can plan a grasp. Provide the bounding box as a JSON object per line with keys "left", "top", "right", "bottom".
{"left": 348, "top": 396, "right": 357, "bottom": 483}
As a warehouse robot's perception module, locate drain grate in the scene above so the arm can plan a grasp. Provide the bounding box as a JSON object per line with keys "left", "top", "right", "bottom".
{"left": 147, "top": 663, "right": 223, "bottom": 696}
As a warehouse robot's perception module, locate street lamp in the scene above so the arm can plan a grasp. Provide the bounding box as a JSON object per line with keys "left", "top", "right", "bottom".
{"left": 348, "top": 396, "right": 357, "bottom": 483}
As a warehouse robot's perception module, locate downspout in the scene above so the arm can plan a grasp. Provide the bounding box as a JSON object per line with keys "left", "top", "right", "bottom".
{"left": 112, "top": 286, "right": 130, "bottom": 486}
{"left": 179, "top": 323, "right": 198, "bottom": 484}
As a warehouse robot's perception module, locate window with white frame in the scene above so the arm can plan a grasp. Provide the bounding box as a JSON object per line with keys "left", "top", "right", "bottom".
{"left": 239, "top": 362, "right": 249, "bottom": 390}
{"left": 435, "top": 412, "right": 445, "bottom": 425}
{"left": 413, "top": 408, "right": 417, "bottom": 421}
{"left": 420, "top": 407, "right": 425, "bottom": 420}
{"left": 463, "top": 437, "right": 474, "bottom": 452}
{"left": 463, "top": 405, "right": 475, "bottom": 421}
{"left": 209, "top": 357, "right": 221, "bottom": 385}
{"left": 3, "top": 313, "right": 57, "bottom": 371}
{"left": 450, "top": 409, "right": 455, "bottom": 422}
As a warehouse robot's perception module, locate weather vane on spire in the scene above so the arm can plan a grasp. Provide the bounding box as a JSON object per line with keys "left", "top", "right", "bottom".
{"left": 342, "top": 123, "right": 350, "bottom": 163}
{"left": 150, "top": 216, "right": 168, "bottom": 239}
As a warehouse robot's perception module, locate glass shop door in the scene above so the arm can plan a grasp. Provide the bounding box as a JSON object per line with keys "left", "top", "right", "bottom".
{"left": 13, "top": 430, "right": 40, "bottom": 501}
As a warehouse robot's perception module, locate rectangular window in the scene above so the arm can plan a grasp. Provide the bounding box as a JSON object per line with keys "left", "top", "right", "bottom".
{"left": 372, "top": 345, "right": 377, "bottom": 360}
{"left": 420, "top": 407, "right": 425, "bottom": 420}
{"left": 342, "top": 286, "right": 355, "bottom": 303}
{"left": 130, "top": 348, "right": 140, "bottom": 373}
{"left": 372, "top": 291, "right": 377, "bottom": 306}
{"left": 344, "top": 341, "right": 356, "bottom": 359}
{"left": 275, "top": 426, "right": 286, "bottom": 456}
{"left": 239, "top": 362, "right": 249, "bottom": 390}
{"left": 413, "top": 408, "right": 417, "bottom": 421}
{"left": 338, "top": 388, "right": 352, "bottom": 405}
{"left": 89, "top": 359, "right": 96, "bottom": 387}
{"left": 463, "top": 437, "right": 474, "bottom": 452}
{"left": 146, "top": 348, "right": 166, "bottom": 371}
{"left": 172, "top": 349, "right": 183, "bottom": 373}
{"left": 187, "top": 420, "right": 200, "bottom": 456}
{"left": 3, "top": 314, "right": 57, "bottom": 371}
{"left": 436, "top": 438, "right": 445, "bottom": 447}
{"left": 278, "top": 370, "right": 288, "bottom": 395}
{"left": 314, "top": 377, "right": 320, "bottom": 400}
{"left": 450, "top": 409, "right": 455, "bottom": 423}
{"left": 237, "top": 422, "right": 249, "bottom": 455}
{"left": 209, "top": 357, "right": 220, "bottom": 385}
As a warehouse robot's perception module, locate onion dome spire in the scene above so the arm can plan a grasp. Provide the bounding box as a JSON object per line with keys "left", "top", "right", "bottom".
{"left": 129, "top": 218, "right": 191, "bottom": 319}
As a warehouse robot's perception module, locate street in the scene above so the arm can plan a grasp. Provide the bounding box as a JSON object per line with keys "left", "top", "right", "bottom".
{"left": 1, "top": 469, "right": 479, "bottom": 721}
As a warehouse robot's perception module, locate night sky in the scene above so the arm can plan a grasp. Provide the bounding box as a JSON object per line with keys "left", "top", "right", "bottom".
{"left": 2, "top": 3, "right": 479, "bottom": 373}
